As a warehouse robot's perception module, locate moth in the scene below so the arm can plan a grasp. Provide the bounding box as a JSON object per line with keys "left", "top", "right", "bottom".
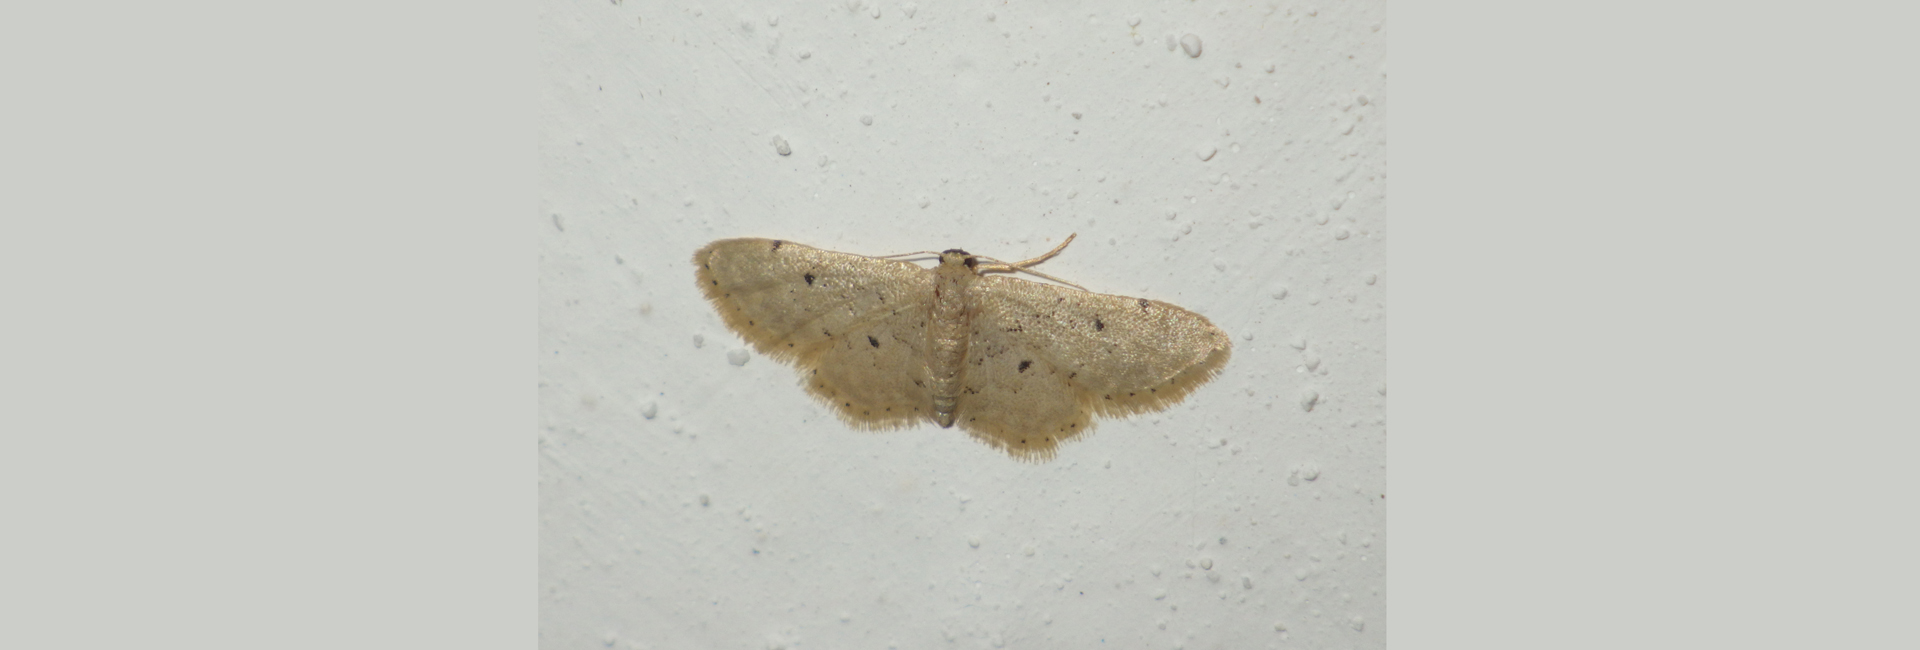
{"left": 693, "top": 235, "right": 1230, "bottom": 460}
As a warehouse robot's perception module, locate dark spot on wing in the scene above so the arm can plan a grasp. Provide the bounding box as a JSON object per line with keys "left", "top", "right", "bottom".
{"left": 771, "top": 240, "right": 784, "bottom": 251}
{"left": 804, "top": 273, "right": 815, "bottom": 285}
{"left": 1138, "top": 298, "right": 1151, "bottom": 309}
{"left": 868, "top": 335, "right": 880, "bottom": 348}
{"left": 1018, "top": 360, "right": 1031, "bottom": 373}
{"left": 1094, "top": 318, "right": 1104, "bottom": 331}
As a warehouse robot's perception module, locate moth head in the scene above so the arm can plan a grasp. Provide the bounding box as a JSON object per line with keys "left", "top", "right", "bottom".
{"left": 939, "top": 249, "right": 978, "bottom": 270}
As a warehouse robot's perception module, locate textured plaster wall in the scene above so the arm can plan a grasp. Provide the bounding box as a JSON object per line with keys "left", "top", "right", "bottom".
{"left": 539, "top": 1, "right": 1385, "bottom": 647}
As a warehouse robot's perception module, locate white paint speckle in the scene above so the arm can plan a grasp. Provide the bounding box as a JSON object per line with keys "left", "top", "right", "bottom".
{"left": 1179, "top": 34, "right": 1203, "bottom": 58}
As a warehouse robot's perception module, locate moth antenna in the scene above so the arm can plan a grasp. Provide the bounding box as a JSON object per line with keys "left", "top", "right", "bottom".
{"left": 975, "top": 234, "right": 1086, "bottom": 290}
{"left": 875, "top": 250, "right": 943, "bottom": 260}
{"left": 977, "top": 263, "right": 1089, "bottom": 291}
{"left": 1011, "top": 233, "right": 1075, "bottom": 268}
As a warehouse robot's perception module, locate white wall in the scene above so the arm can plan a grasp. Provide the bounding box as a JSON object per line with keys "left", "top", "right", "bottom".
{"left": 540, "top": 1, "right": 1385, "bottom": 647}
